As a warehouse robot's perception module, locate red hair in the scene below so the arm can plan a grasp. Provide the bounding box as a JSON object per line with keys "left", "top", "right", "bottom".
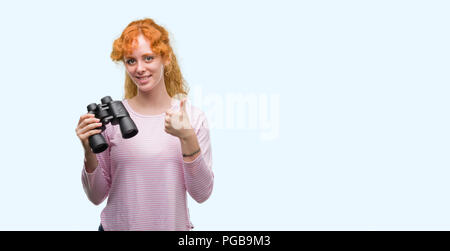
{"left": 111, "top": 18, "right": 188, "bottom": 99}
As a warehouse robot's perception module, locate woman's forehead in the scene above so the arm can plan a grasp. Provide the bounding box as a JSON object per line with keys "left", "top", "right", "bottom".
{"left": 125, "top": 37, "right": 155, "bottom": 57}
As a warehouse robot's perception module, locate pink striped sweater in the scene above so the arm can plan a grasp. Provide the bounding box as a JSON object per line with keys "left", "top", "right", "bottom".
{"left": 81, "top": 98, "right": 214, "bottom": 231}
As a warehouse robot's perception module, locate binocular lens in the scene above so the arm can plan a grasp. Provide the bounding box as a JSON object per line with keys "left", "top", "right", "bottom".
{"left": 89, "top": 134, "right": 109, "bottom": 154}
{"left": 120, "top": 117, "right": 139, "bottom": 139}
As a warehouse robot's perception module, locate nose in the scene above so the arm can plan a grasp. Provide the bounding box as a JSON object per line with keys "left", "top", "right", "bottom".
{"left": 136, "top": 61, "right": 146, "bottom": 75}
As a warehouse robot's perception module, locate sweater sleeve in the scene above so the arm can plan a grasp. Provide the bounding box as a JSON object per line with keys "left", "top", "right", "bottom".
{"left": 81, "top": 128, "right": 112, "bottom": 206}
{"left": 183, "top": 111, "right": 214, "bottom": 203}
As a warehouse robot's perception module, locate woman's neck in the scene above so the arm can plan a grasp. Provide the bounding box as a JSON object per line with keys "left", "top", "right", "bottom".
{"left": 129, "top": 84, "right": 173, "bottom": 115}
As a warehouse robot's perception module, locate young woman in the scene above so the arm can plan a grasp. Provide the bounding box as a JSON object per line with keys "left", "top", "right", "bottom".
{"left": 75, "top": 18, "right": 214, "bottom": 231}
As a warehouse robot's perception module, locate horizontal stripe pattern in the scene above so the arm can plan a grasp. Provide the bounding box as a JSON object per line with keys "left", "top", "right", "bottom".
{"left": 81, "top": 99, "right": 214, "bottom": 231}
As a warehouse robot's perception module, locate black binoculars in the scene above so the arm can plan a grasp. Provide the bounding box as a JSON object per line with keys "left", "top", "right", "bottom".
{"left": 87, "top": 96, "right": 138, "bottom": 153}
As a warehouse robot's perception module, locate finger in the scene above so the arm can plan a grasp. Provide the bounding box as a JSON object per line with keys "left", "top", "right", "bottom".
{"left": 180, "top": 99, "right": 187, "bottom": 112}
{"left": 80, "top": 129, "right": 103, "bottom": 141}
{"left": 80, "top": 130, "right": 100, "bottom": 141}
{"left": 166, "top": 110, "right": 173, "bottom": 116}
{"left": 77, "top": 125, "right": 100, "bottom": 139}
{"left": 79, "top": 117, "right": 101, "bottom": 129}
{"left": 78, "top": 113, "right": 95, "bottom": 124}
{"left": 79, "top": 122, "right": 103, "bottom": 135}
{"left": 77, "top": 121, "right": 99, "bottom": 135}
{"left": 78, "top": 116, "right": 98, "bottom": 128}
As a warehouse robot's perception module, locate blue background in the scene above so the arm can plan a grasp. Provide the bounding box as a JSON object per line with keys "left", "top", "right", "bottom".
{"left": 0, "top": 0, "right": 448, "bottom": 230}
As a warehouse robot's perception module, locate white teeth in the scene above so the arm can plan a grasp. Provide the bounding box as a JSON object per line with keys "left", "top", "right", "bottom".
{"left": 137, "top": 75, "right": 151, "bottom": 80}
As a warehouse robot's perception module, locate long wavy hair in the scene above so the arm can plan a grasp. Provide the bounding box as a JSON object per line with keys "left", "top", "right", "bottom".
{"left": 110, "top": 18, "right": 188, "bottom": 99}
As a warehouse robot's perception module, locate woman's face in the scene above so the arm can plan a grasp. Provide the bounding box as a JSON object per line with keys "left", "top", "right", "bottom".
{"left": 123, "top": 35, "right": 165, "bottom": 93}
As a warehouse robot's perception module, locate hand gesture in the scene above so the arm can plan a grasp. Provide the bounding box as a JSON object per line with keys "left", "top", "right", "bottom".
{"left": 164, "top": 99, "right": 194, "bottom": 139}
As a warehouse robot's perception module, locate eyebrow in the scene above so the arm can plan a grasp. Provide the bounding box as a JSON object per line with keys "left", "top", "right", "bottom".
{"left": 124, "top": 53, "right": 155, "bottom": 59}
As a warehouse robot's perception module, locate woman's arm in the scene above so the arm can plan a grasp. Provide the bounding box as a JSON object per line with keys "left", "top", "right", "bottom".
{"left": 181, "top": 114, "right": 214, "bottom": 204}
{"left": 179, "top": 129, "right": 202, "bottom": 162}
{"left": 81, "top": 131, "right": 112, "bottom": 206}
{"left": 84, "top": 149, "right": 99, "bottom": 173}
{"left": 164, "top": 99, "right": 214, "bottom": 203}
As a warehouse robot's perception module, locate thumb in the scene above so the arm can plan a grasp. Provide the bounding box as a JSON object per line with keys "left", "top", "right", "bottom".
{"left": 180, "top": 98, "right": 187, "bottom": 112}
{"left": 165, "top": 108, "right": 174, "bottom": 116}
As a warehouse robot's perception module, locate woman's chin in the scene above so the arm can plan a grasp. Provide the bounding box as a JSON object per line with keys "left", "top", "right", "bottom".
{"left": 136, "top": 81, "right": 157, "bottom": 93}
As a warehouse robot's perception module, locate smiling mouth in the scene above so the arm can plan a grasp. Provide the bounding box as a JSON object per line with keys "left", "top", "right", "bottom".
{"left": 136, "top": 75, "right": 152, "bottom": 80}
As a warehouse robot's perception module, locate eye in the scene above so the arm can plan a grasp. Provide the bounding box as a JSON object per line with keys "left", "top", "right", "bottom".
{"left": 126, "top": 59, "right": 135, "bottom": 65}
{"left": 145, "top": 56, "right": 154, "bottom": 62}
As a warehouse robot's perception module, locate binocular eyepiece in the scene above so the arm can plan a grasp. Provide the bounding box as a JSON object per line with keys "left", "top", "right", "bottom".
{"left": 87, "top": 96, "right": 138, "bottom": 153}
